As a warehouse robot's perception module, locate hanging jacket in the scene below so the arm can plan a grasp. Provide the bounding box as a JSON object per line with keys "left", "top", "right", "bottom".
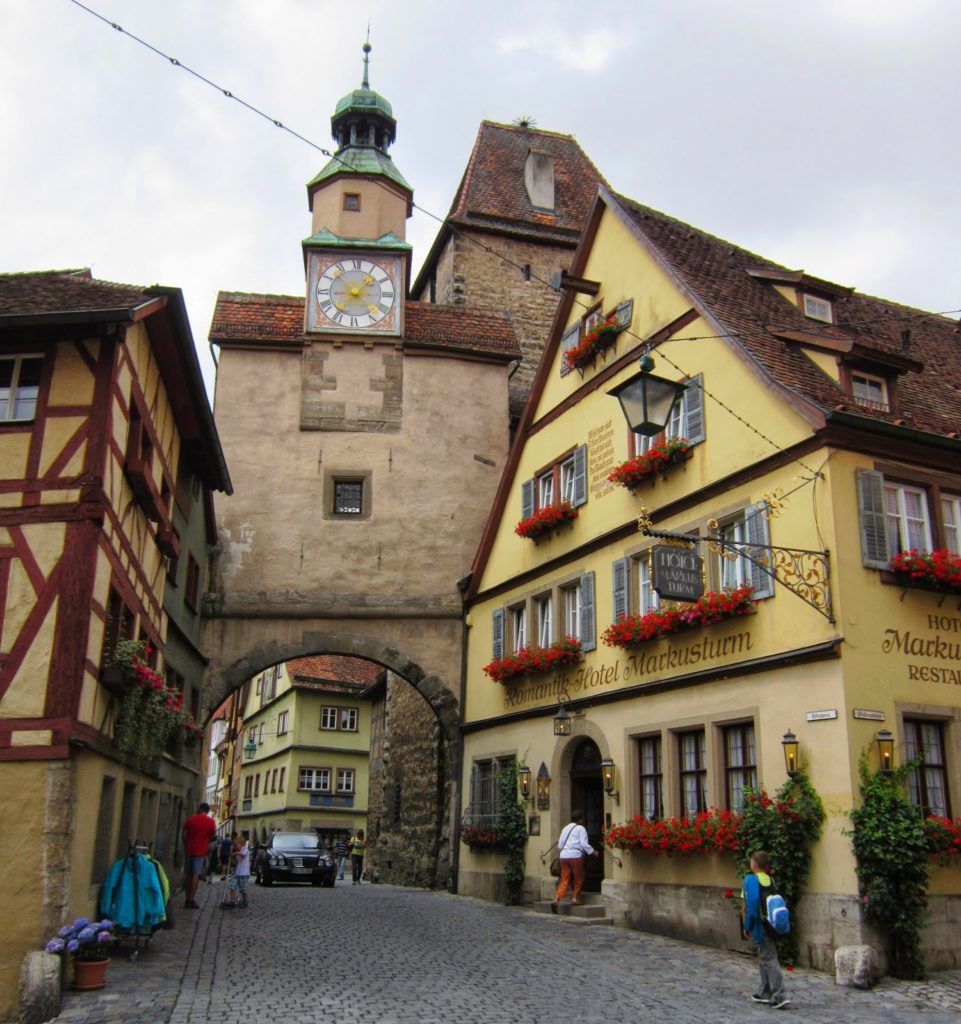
{"left": 100, "top": 853, "right": 166, "bottom": 931}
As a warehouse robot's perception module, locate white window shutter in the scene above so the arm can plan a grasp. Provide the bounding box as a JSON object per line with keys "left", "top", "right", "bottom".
{"left": 492, "top": 609, "right": 505, "bottom": 660}
{"left": 857, "top": 469, "right": 890, "bottom": 568}
{"left": 521, "top": 479, "right": 535, "bottom": 520}
{"left": 683, "top": 373, "right": 705, "bottom": 445}
{"left": 615, "top": 299, "right": 634, "bottom": 329}
{"left": 571, "top": 445, "right": 588, "bottom": 507}
{"left": 612, "top": 558, "right": 630, "bottom": 622}
{"left": 579, "top": 571, "right": 596, "bottom": 651}
{"left": 744, "top": 503, "right": 774, "bottom": 599}
{"left": 559, "top": 324, "right": 579, "bottom": 377}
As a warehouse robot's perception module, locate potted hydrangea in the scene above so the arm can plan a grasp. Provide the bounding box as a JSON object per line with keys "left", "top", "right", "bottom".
{"left": 45, "top": 917, "right": 115, "bottom": 990}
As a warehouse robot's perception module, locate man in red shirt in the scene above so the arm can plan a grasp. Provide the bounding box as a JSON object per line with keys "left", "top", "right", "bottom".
{"left": 182, "top": 802, "right": 217, "bottom": 908}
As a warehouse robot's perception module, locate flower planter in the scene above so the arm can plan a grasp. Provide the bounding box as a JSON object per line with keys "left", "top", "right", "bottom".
{"left": 885, "top": 549, "right": 961, "bottom": 594}
{"left": 608, "top": 440, "right": 691, "bottom": 492}
{"left": 515, "top": 501, "right": 578, "bottom": 542}
{"left": 99, "top": 665, "right": 127, "bottom": 698}
{"left": 483, "top": 637, "right": 582, "bottom": 683}
{"left": 72, "top": 956, "right": 110, "bottom": 990}
{"left": 563, "top": 316, "right": 622, "bottom": 374}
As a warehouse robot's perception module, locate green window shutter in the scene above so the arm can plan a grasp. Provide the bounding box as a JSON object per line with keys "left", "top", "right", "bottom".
{"left": 559, "top": 324, "right": 579, "bottom": 377}
{"left": 683, "top": 373, "right": 705, "bottom": 445}
{"left": 492, "top": 609, "right": 505, "bottom": 661}
{"left": 579, "top": 571, "right": 596, "bottom": 651}
{"left": 612, "top": 558, "right": 630, "bottom": 622}
{"left": 571, "top": 445, "right": 588, "bottom": 508}
{"left": 521, "top": 479, "right": 535, "bottom": 520}
{"left": 857, "top": 469, "right": 890, "bottom": 568}
{"left": 744, "top": 503, "right": 774, "bottom": 599}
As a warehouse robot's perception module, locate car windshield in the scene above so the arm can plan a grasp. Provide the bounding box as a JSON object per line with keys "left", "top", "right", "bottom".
{"left": 272, "top": 834, "right": 319, "bottom": 852}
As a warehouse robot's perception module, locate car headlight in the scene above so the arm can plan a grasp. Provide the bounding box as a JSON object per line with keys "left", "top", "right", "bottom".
{"left": 269, "top": 855, "right": 285, "bottom": 866}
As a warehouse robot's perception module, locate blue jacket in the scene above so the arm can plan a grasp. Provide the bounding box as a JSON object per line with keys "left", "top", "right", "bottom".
{"left": 100, "top": 854, "right": 166, "bottom": 931}
{"left": 742, "top": 871, "right": 772, "bottom": 944}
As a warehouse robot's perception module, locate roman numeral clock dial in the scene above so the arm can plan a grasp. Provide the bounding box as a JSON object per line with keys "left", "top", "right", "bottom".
{"left": 312, "top": 257, "right": 397, "bottom": 331}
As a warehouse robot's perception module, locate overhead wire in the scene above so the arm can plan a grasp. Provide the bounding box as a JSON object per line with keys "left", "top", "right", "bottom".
{"left": 65, "top": 0, "right": 957, "bottom": 482}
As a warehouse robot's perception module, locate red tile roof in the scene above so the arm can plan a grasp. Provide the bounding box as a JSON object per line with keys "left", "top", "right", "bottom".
{"left": 615, "top": 194, "right": 961, "bottom": 438}
{"left": 210, "top": 292, "right": 519, "bottom": 361}
{"left": 0, "top": 268, "right": 162, "bottom": 319}
{"left": 447, "top": 121, "right": 606, "bottom": 243}
{"left": 288, "top": 655, "right": 385, "bottom": 694}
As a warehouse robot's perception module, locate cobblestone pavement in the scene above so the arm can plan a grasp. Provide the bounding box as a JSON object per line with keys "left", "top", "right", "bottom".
{"left": 49, "top": 879, "right": 961, "bottom": 1024}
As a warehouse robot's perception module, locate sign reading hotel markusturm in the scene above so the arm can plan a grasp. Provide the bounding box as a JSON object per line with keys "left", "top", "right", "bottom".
{"left": 652, "top": 545, "right": 705, "bottom": 602}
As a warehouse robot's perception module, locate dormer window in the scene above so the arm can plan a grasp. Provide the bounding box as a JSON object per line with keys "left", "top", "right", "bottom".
{"left": 851, "top": 371, "right": 890, "bottom": 412}
{"left": 524, "top": 149, "right": 555, "bottom": 211}
{"left": 802, "top": 293, "right": 834, "bottom": 323}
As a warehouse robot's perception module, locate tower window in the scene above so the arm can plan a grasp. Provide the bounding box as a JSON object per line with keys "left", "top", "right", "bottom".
{"left": 343, "top": 193, "right": 361, "bottom": 212}
{"left": 333, "top": 480, "right": 364, "bottom": 515}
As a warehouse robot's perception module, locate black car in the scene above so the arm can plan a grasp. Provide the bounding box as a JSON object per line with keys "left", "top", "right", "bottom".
{"left": 254, "top": 832, "right": 336, "bottom": 887}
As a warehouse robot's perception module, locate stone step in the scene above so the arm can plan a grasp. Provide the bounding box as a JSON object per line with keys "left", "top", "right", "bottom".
{"left": 533, "top": 899, "right": 611, "bottom": 924}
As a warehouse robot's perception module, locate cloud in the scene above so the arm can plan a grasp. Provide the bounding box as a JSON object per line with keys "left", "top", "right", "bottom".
{"left": 497, "top": 26, "right": 626, "bottom": 73}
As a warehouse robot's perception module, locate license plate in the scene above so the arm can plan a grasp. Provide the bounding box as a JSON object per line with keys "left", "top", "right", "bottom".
{"left": 291, "top": 867, "right": 311, "bottom": 874}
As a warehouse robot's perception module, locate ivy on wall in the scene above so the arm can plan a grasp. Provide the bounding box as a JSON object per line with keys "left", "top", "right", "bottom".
{"left": 495, "top": 759, "right": 529, "bottom": 905}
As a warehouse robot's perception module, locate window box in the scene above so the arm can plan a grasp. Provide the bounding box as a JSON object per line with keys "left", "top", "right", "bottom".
{"left": 483, "top": 636, "right": 582, "bottom": 684}
{"left": 125, "top": 453, "right": 164, "bottom": 523}
{"left": 515, "top": 500, "right": 578, "bottom": 542}
{"left": 601, "top": 585, "right": 756, "bottom": 648}
{"left": 157, "top": 524, "right": 181, "bottom": 559}
{"left": 602, "top": 808, "right": 742, "bottom": 856}
{"left": 563, "top": 314, "right": 622, "bottom": 374}
{"left": 459, "top": 824, "right": 503, "bottom": 849}
{"left": 608, "top": 438, "right": 691, "bottom": 491}
{"left": 886, "top": 549, "right": 961, "bottom": 593}
{"left": 99, "top": 664, "right": 127, "bottom": 698}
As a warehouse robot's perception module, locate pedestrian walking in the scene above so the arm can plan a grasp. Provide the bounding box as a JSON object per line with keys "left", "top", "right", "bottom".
{"left": 550, "top": 809, "right": 598, "bottom": 912}
{"left": 335, "top": 833, "right": 350, "bottom": 881}
{"left": 742, "top": 850, "right": 791, "bottom": 1009}
{"left": 226, "top": 832, "right": 250, "bottom": 908}
{"left": 349, "top": 829, "right": 366, "bottom": 884}
{"left": 181, "top": 802, "right": 217, "bottom": 908}
{"left": 218, "top": 833, "right": 233, "bottom": 880}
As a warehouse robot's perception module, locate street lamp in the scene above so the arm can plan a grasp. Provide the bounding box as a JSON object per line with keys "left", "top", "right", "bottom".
{"left": 553, "top": 704, "right": 572, "bottom": 736}
{"left": 607, "top": 354, "right": 687, "bottom": 437}
{"left": 517, "top": 765, "right": 532, "bottom": 800}
{"left": 600, "top": 757, "right": 619, "bottom": 804}
{"left": 781, "top": 730, "right": 799, "bottom": 778}
{"left": 876, "top": 729, "right": 895, "bottom": 773}
{"left": 243, "top": 738, "right": 257, "bottom": 761}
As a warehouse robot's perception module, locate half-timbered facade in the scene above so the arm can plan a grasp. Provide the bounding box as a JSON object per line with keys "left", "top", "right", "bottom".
{"left": 0, "top": 269, "right": 230, "bottom": 1018}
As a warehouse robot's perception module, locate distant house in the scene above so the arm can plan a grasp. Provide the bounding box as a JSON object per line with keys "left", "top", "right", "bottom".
{"left": 0, "top": 269, "right": 230, "bottom": 1020}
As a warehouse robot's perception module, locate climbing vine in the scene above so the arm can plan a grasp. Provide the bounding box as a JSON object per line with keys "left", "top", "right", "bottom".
{"left": 848, "top": 754, "right": 930, "bottom": 980}
{"left": 495, "top": 759, "right": 529, "bottom": 905}
{"left": 736, "top": 770, "right": 826, "bottom": 965}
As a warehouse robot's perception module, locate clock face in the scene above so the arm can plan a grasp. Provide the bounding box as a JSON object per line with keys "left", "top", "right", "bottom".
{"left": 315, "top": 258, "right": 396, "bottom": 330}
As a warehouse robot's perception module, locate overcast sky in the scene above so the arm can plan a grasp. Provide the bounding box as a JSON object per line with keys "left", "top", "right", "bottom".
{"left": 3, "top": 1, "right": 959, "bottom": 396}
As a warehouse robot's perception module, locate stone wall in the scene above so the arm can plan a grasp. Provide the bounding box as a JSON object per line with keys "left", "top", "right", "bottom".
{"left": 366, "top": 674, "right": 448, "bottom": 889}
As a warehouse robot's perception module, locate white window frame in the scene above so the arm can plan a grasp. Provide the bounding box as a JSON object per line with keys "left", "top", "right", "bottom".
{"left": 723, "top": 722, "right": 757, "bottom": 813}
{"left": 563, "top": 583, "right": 580, "bottom": 638}
{"left": 299, "top": 766, "right": 331, "bottom": 793}
{"left": 637, "top": 555, "right": 659, "bottom": 616}
{"left": 0, "top": 354, "right": 44, "bottom": 422}
{"left": 321, "top": 706, "right": 338, "bottom": 731}
{"left": 719, "top": 518, "right": 749, "bottom": 589}
{"left": 536, "top": 594, "right": 553, "bottom": 646}
{"left": 883, "top": 482, "right": 932, "bottom": 557}
{"left": 559, "top": 456, "right": 576, "bottom": 503}
{"left": 802, "top": 293, "right": 834, "bottom": 323}
{"left": 258, "top": 722, "right": 265, "bottom": 745}
{"left": 339, "top": 707, "right": 358, "bottom": 732}
{"left": 941, "top": 494, "right": 961, "bottom": 555}
{"left": 538, "top": 472, "right": 554, "bottom": 508}
{"left": 277, "top": 710, "right": 289, "bottom": 736}
{"left": 510, "top": 604, "right": 527, "bottom": 653}
{"left": 336, "top": 768, "right": 355, "bottom": 795}
{"left": 638, "top": 735, "right": 662, "bottom": 821}
{"left": 851, "top": 371, "right": 889, "bottom": 411}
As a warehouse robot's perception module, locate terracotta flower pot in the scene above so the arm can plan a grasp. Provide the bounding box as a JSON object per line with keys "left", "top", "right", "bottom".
{"left": 72, "top": 956, "right": 110, "bottom": 990}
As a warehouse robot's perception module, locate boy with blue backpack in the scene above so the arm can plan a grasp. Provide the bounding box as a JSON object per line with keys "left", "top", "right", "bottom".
{"left": 742, "top": 850, "right": 791, "bottom": 1009}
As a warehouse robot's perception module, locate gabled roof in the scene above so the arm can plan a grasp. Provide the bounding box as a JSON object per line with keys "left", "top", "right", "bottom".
{"left": 210, "top": 292, "right": 520, "bottom": 362}
{"left": 288, "top": 655, "right": 385, "bottom": 696}
{"left": 411, "top": 121, "right": 605, "bottom": 296}
{"left": 464, "top": 188, "right": 961, "bottom": 600}
{"left": 0, "top": 269, "right": 232, "bottom": 493}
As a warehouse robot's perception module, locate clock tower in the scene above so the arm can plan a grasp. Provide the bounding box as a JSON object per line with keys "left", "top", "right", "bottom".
{"left": 303, "top": 42, "right": 412, "bottom": 336}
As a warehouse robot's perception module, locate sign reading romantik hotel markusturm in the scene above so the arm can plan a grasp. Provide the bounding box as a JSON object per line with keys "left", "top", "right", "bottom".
{"left": 652, "top": 544, "right": 705, "bottom": 602}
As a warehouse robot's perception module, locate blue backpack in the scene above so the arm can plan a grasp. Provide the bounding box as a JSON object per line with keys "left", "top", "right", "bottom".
{"left": 756, "top": 875, "right": 791, "bottom": 934}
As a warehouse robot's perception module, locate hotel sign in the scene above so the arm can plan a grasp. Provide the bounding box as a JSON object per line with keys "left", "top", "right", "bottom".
{"left": 652, "top": 545, "right": 704, "bottom": 602}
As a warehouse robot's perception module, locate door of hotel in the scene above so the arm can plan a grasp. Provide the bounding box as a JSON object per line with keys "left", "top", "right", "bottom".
{"left": 569, "top": 739, "right": 604, "bottom": 893}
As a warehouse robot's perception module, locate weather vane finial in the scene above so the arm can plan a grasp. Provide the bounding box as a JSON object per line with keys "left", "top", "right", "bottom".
{"left": 362, "top": 23, "right": 372, "bottom": 88}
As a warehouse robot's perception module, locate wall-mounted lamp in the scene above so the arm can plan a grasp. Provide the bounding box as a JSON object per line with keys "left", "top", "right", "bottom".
{"left": 553, "top": 704, "right": 573, "bottom": 736}
{"left": 517, "top": 765, "right": 532, "bottom": 801}
{"left": 607, "top": 354, "right": 687, "bottom": 437}
{"left": 781, "top": 729, "right": 799, "bottom": 778}
{"left": 876, "top": 729, "right": 895, "bottom": 774}
{"left": 600, "top": 757, "right": 620, "bottom": 804}
{"left": 536, "top": 763, "right": 551, "bottom": 810}
{"left": 243, "top": 739, "right": 257, "bottom": 761}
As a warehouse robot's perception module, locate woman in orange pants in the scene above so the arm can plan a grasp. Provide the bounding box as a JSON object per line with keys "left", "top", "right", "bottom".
{"left": 551, "top": 810, "right": 598, "bottom": 911}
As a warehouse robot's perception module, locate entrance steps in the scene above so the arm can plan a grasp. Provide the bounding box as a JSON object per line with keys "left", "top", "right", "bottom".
{"left": 532, "top": 892, "right": 612, "bottom": 926}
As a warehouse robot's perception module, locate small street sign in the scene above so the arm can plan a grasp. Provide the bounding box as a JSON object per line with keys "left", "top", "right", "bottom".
{"left": 652, "top": 544, "right": 704, "bottom": 602}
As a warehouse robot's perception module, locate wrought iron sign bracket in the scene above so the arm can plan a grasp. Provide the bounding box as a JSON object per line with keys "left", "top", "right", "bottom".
{"left": 636, "top": 510, "right": 833, "bottom": 622}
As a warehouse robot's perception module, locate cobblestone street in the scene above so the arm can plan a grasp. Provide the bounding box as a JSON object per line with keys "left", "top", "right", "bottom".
{"left": 50, "top": 881, "right": 961, "bottom": 1024}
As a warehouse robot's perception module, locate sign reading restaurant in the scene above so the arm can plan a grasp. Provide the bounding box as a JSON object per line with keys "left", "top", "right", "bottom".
{"left": 652, "top": 544, "right": 705, "bottom": 602}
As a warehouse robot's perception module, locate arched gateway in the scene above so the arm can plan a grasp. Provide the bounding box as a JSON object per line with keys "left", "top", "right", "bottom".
{"left": 201, "top": 47, "right": 519, "bottom": 890}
